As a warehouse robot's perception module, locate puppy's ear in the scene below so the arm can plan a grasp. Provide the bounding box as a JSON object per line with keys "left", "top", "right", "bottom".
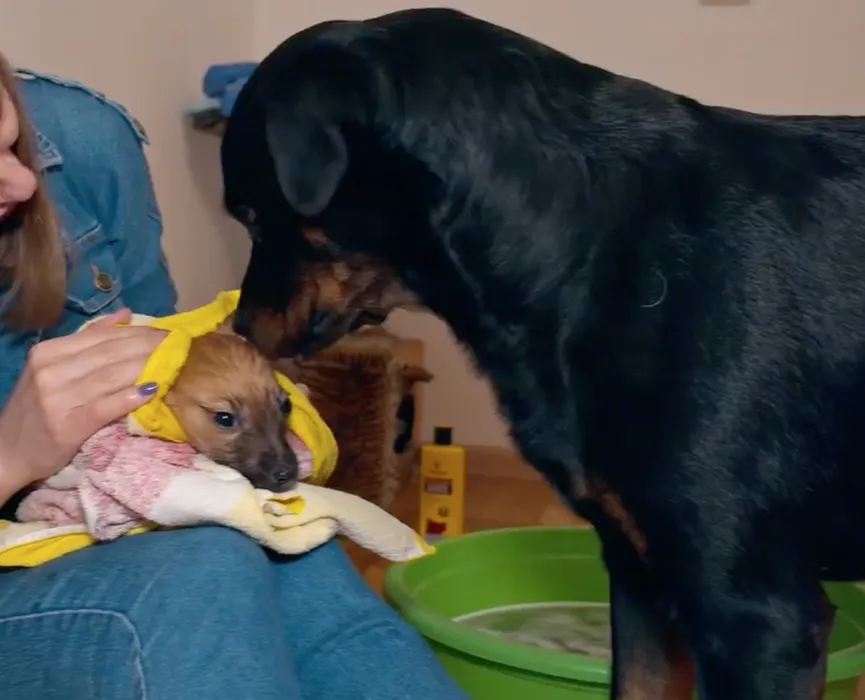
{"left": 264, "top": 100, "right": 348, "bottom": 218}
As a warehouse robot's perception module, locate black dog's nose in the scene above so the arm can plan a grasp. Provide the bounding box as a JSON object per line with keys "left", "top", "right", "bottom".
{"left": 309, "top": 308, "right": 336, "bottom": 337}
{"left": 233, "top": 308, "right": 251, "bottom": 338}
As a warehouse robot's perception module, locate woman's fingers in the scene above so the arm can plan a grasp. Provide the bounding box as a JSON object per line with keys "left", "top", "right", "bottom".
{"left": 83, "top": 308, "right": 133, "bottom": 331}
{"left": 64, "top": 354, "right": 153, "bottom": 402}
{"left": 25, "top": 320, "right": 168, "bottom": 445}
{"left": 53, "top": 353, "right": 163, "bottom": 443}
{"left": 40, "top": 332, "right": 163, "bottom": 391}
{"left": 31, "top": 319, "right": 163, "bottom": 367}
{"left": 31, "top": 329, "right": 166, "bottom": 395}
{"left": 67, "top": 380, "right": 159, "bottom": 441}
{"left": 48, "top": 333, "right": 167, "bottom": 419}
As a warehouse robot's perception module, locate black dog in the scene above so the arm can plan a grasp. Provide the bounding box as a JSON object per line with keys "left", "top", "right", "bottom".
{"left": 221, "top": 8, "right": 865, "bottom": 699}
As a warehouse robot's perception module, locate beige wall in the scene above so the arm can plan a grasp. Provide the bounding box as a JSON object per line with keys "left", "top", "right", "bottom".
{"left": 5, "top": 1, "right": 865, "bottom": 448}
{"left": 1, "top": 0, "right": 253, "bottom": 311}
{"left": 253, "top": 0, "right": 865, "bottom": 447}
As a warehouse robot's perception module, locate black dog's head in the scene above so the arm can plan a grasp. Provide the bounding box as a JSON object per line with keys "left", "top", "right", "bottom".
{"left": 222, "top": 17, "right": 442, "bottom": 359}
{"left": 222, "top": 9, "right": 621, "bottom": 360}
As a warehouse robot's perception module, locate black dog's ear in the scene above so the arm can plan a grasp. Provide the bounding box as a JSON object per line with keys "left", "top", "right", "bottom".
{"left": 264, "top": 100, "right": 348, "bottom": 218}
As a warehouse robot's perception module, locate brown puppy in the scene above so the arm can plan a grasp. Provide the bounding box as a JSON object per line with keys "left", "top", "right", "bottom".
{"left": 163, "top": 332, "right": 299, "bottom": 492}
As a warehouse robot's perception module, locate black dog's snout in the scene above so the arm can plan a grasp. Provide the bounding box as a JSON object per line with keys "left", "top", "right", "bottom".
{"left": 309, "top": 308, "right": 336, "bottom": 336}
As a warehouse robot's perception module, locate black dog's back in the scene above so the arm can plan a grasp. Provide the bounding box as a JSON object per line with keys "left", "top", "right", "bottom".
{"left": 345, "top": 14, "right": 865, "bottom": 553}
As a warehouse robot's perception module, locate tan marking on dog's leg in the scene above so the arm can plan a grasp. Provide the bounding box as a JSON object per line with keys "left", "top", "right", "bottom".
{"left": 619, "top": 642, "right": 694, "bottom": 699}
{"left": 595, "top": 488, "right": 648, "bottom": 559}
{"left": 301, "top": 227, "right": 329, "bottom": 246}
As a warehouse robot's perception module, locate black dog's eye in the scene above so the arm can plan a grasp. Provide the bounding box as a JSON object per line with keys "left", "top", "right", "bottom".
{"left": 212, "top": 411, "right": 236, "bottom": 428}
{"left": 232, "top": 206, "right": 261, "bottom": 242}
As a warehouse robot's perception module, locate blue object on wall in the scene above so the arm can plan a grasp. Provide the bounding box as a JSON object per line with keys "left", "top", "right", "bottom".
{"left": 202, "top": 63, "right": 258, "bottom": 118}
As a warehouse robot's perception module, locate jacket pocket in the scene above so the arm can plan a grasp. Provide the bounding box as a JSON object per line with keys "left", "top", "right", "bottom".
{"left": 64, "top": 222, "right": 123, "bottom": 315}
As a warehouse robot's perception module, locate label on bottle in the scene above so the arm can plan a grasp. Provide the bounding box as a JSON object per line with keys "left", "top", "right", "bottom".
{"left": 423, "top": 477, "right": 453, "bottom": 495}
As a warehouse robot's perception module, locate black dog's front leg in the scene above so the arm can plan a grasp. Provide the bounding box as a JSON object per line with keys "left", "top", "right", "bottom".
{"left": 679, "top": 571, "right": 833, "bottom": 699}
{"left": 605, "top": 554, "right": 694, "bottom": 700}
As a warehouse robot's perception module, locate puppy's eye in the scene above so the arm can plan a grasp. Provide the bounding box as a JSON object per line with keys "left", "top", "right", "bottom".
{"left": 278, "top": 396, "right": 291, "bottom": 417}
{"left": 212, "top": 411, "right": 236, "bottom": 428}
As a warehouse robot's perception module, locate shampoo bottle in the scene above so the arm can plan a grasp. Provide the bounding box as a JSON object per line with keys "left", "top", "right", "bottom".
{"left": 419, "top": 426, "right": 466, "bottom": 543}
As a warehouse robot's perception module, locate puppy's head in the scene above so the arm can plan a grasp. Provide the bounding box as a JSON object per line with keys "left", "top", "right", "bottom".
{"left": 164, "top": 332, "right": 299, "bottom": 492}
{"left": 222, "top": 28, "right": 436, "bottom": 359}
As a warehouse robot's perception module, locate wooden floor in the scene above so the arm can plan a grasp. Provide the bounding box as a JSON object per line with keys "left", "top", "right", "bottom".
{"left": 342, "top": 446, "right": 583, "bottom": 595}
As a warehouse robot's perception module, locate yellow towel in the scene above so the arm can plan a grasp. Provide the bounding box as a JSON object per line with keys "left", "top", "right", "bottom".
{"left": 0, "top": 291, "right": 434, "bottom": 567}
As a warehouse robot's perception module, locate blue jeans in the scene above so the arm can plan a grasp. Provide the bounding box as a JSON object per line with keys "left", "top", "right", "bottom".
{"left": 0, "top": 527, "right": 467, "bottom": 700}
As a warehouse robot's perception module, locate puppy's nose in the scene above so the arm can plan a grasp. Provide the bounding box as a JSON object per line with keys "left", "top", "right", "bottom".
{"left": 274, "top": 469, "right": 294, "bottom": 485}
{"left": 233, "top": 308, "right": 252, "bottom": 338}
{"left": 265, "top": 468, "right": 296, "bottom": 493}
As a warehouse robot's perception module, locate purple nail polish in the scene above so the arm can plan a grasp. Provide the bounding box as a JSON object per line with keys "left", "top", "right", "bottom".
{"left": 137, "top": 382, "right": 158, "bottom": 396}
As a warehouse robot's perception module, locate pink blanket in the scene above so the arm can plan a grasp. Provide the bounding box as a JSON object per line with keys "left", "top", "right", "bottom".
{"left": 16, "top": 421, "right": 314, "bottom": 541}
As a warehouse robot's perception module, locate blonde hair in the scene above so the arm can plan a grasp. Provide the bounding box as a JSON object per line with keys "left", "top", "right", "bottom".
{"left": 0, "top": 52, "right": 65, "bottom": 329}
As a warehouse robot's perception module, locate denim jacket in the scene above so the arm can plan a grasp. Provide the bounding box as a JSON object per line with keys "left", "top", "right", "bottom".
{"left": 0, "top": 70, "right": 178, "bottom": 410}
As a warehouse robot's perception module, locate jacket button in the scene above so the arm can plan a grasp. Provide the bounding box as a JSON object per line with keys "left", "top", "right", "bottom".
{"left": 92, "top": 266, "right": 113, "bottom": 292}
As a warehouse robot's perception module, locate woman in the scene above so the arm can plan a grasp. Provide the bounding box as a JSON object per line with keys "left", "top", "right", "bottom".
{"left": 0, "top": 54, "right": 466, "bottom": 700}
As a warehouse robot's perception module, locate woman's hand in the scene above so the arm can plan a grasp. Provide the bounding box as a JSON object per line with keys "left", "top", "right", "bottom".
{"left": 0, "top": 308, "right": 166, "bottom": 501}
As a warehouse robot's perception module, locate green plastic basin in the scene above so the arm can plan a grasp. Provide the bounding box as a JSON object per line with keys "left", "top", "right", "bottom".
{"left": 383, "top": 526, "right": 865, "bottom": 699}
